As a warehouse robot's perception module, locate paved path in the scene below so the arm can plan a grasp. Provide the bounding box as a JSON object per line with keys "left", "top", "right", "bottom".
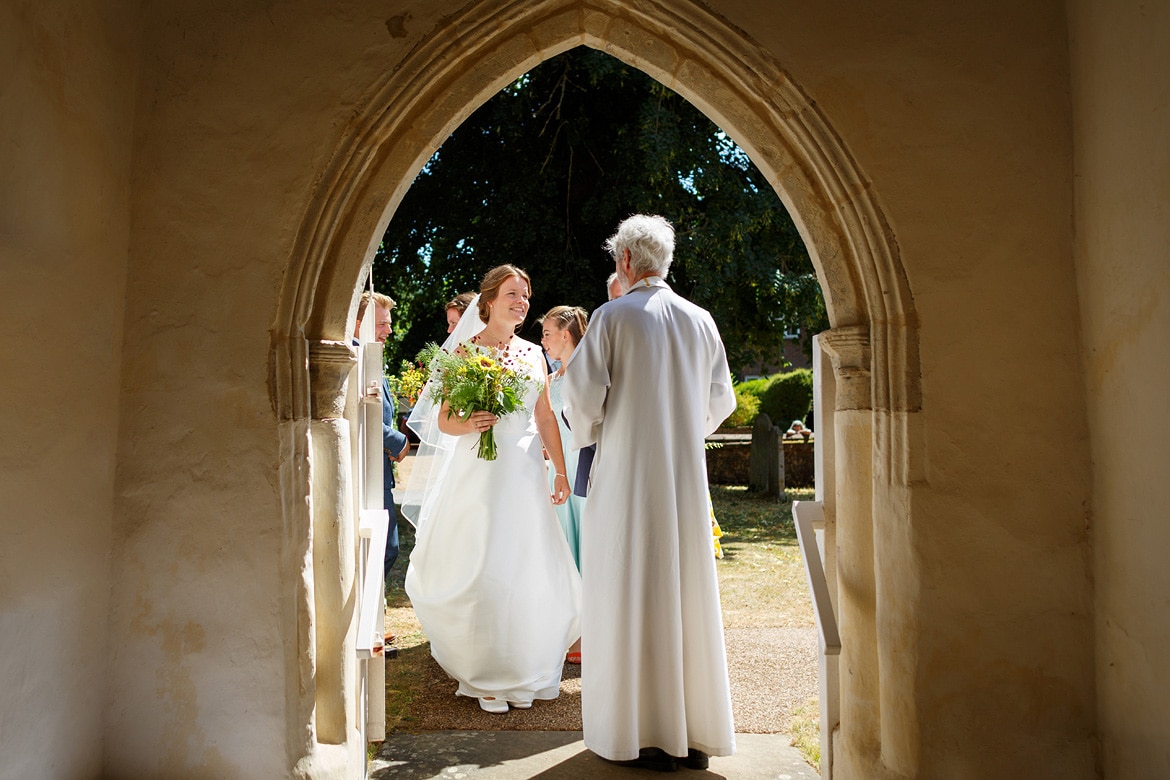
{"left": 371, "top": 731, "right": 820, "bottom": 779}
{"left": 387, "top": 627, "right": 819, "bottom": 734}
{"left": 382, "top": 455, "right": 822, "bottom": 778}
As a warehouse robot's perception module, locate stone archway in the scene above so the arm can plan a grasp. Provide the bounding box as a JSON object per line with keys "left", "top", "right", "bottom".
{"left": 270, "top": 0, "right": 920, "bottom": 776}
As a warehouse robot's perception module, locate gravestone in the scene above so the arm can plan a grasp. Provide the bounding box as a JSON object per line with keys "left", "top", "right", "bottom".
{"left": 749, "top": 413, "right": 786, "bottom": 499}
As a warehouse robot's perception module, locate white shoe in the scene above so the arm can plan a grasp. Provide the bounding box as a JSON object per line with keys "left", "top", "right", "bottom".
{"left": 478, "top": 697, "right": 508, "bottom": 714}
{"left": 508, "top": 700, "right": 533, "bottom": 709}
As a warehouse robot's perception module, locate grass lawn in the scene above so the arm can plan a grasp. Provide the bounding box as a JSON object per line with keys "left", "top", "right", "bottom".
{"left": 713, "top": 485, "right": 814, "bottom": 629}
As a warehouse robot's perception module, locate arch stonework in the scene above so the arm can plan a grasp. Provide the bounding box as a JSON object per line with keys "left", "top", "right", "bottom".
{"left": 270, "top": 0, "right": 920, "bottom": 776}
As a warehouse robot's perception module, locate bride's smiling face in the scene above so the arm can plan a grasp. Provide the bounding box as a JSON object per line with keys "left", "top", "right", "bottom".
{"left": 487, "top": 275, "right": 530, "bottom": 328}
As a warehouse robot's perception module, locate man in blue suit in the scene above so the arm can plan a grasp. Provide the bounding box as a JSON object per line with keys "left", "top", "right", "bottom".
{"left": 355, "top": 292, "right": 410, "bottom": 595}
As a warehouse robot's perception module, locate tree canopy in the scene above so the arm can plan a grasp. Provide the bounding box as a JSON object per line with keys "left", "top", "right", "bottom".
{"left": 373, "top": 46, "right": 826, "bottom": 374}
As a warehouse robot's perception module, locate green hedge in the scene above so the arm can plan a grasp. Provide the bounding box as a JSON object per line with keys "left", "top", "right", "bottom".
{"left": 723, "top": 387, "right": 760, "bottom": 428}
{"left": 725, "top": 370, "right": 814, "bottom": 430}
{"left": 758, "top": 369, "right": 813, "bottom": 429}
{"left": 736, "top": 376, "right": 772, "bottom": 399}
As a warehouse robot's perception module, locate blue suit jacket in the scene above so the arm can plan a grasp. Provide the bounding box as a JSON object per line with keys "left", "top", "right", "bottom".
{"left": 574, "top": 444, "right": 595, "bottom": 498}
{"left": 561, "top": 409, "right": 594, "bottom": 497}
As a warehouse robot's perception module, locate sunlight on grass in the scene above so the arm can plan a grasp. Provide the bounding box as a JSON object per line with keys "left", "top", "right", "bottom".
{"left": 382, "top": 503, "right": 429, "bottom": 730}
{"left": 383, "top": 606, "right": 427, "bottom": 730}
{"left": 789, "top": 695, "right": 821, "bottom": 771}
{"left": 713, "top": 486, "right": 815, "bottom": 629}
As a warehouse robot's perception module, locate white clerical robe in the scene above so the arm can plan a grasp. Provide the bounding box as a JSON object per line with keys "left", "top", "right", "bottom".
{"left": 562, "top": 276, "right": 737, "bottom": 761}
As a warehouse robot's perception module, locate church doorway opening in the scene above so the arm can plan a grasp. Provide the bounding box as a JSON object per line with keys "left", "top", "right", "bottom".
{"left": 272, "top": 1, "right": 918, "bottom": 776}
{"left": 371, "top": 40, "right": 826, "bottom": 748}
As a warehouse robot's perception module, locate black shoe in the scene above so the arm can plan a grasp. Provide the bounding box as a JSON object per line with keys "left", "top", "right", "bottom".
{"left": 680, "top": 749, "right": 709, "bottom": 770}
{"left": 610, "top": 747, "right": 679, "bottom": 772}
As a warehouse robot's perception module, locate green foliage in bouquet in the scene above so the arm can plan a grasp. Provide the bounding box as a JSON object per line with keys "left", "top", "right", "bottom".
{"left": 418, "top": 342, "right": 530, "bottom": 460}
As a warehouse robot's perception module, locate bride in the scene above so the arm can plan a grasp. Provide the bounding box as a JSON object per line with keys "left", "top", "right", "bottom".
{"left": 402, "top": 265, "right": 582, "bottom": 713}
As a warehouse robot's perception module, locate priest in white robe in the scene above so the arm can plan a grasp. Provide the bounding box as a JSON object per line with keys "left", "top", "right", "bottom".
{"left": 563, "top": 214, "right": 737, "bottom": 771}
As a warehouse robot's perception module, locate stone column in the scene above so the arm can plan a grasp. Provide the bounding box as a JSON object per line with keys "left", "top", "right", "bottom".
{"left": 820, "top": 326, "right": 881, "bottom": 777}
{"left": 307, "top": 341, "right": 358, "bottom": 747}
{"left": 870, "top": 319, "right": 923, "bottom": 777}
{"left": 812, "top": 333, "right": 838, "bottom": 613}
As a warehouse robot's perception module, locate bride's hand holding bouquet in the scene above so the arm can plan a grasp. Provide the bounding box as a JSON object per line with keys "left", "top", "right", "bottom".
{"left": 419, "top": 341, "right": 529, "bottom": 461}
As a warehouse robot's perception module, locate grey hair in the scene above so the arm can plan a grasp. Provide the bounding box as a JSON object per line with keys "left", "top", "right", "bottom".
{"left": 605, "top": 214, "right": 675, "bottom": 278}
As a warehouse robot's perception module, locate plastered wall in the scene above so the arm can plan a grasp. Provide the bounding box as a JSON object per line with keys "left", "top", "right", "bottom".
{"left": 99, "top": 3, "right": 449, "bottom": 777}
{"left": 0, "top": 3, "right": 138, "bottom": 778}
{"left": 1069, "top": 1, "right": 1170, "bottom": 776}
{"left": 3, "top": 0, "right": 1166, "bottom": 777}
{"left": 715, "top": 2, "right": 1095, "bottom": 775}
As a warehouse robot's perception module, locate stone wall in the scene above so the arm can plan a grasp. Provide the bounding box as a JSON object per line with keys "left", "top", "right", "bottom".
{"left": 706, "top": 436, "right": 815, "bottom": 488}
{"left": 0, "top": 3, "right": 139, "bottom": 778}
{"left": 4, "top": 0, "right": 1157, "bottom": 777}
{"left": 1069, "top": 0, "right": 1170, "bottom": 775}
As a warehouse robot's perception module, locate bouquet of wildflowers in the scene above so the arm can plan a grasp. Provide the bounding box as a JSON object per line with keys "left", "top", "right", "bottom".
{"left": 417, "top": 341, "right": 529, "bottom": 461}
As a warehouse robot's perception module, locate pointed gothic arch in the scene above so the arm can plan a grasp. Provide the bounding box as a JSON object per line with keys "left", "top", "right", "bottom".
{"left": 270, "top": 0, "right": 921, "bottom": 775}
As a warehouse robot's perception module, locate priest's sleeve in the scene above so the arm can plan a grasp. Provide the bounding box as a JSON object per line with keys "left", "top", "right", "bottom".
{"left": 562, "top": 310, "right": 611, "bottom": 449}
{"left": 705, "top": 319, "right": 737, "bottom": 437}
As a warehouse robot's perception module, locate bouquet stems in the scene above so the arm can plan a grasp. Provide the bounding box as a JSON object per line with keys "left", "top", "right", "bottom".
{"left": 477, "top": 427, "right": 498, "bottom": 461}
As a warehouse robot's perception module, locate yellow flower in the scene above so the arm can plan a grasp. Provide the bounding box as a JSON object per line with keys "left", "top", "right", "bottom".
{"left": 475, "top": 355, "right": 496, "bottom": 369}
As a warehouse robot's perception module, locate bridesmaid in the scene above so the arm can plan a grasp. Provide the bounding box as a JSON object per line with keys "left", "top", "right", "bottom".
{"left": 540, "top": 305, "right": 589, "bottom": 664}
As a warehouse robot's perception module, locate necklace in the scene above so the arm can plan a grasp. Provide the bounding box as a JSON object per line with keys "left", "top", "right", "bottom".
{"left": 470, "top": 331, "right": 513, "bottom": 352}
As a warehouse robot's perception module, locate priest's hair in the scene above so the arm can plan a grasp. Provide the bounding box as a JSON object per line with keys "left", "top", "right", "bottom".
{"left": 605, "top": 214, "right": 675, "bottom": 278}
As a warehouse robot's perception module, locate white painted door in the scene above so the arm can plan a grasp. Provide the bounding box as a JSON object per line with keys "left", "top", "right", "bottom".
{"left": 354, "top": 302, "right": 388, "bottom": 763}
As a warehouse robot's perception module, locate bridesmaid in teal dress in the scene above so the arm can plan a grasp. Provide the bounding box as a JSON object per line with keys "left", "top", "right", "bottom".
{"left": 540, "top": 305, "right": 589, "bottom": 663}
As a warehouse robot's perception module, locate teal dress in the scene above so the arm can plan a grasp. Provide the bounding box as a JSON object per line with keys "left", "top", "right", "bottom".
{"left": 548, "top": 372, "right": 584, "bottom": 570}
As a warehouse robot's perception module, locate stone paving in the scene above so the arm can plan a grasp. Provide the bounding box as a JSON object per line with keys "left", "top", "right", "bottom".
{"left": 371, "top": 731, "right": 820, "bottom": 779}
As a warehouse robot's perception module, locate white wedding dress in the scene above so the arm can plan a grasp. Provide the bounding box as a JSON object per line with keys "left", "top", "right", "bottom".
{"left": 403, "top": 337, "right": 582, "bottom": 705}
